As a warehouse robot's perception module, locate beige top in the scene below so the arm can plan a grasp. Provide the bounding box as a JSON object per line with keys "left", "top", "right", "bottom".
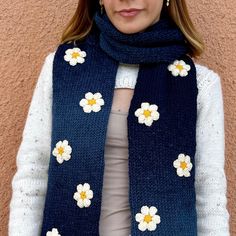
{"left": 99, "top": 109, "right": 131, "bottom": 236}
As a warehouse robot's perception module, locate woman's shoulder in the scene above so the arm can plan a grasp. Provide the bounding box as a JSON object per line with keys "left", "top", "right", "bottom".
{"left": 39, "top": 50, "right": 56, "bottom": 79}
{"left": 194, "top": 62, "right": 222, "bottom": 96}
{"left": 45, "top": 50, "right": 56, "bottom": 63}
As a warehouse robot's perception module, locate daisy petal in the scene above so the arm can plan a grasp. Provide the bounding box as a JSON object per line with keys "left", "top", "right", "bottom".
{"left": 141, "top": 206, "right": 149, "bottom": 215}
{"left": 149, "top": 206, "right": 158, "bottom": 216}
{"left": 138, "top": 221, "right": 148, "bottom": 231}
{"left": 147, "top": 221, "right": 157, "bottom": 231}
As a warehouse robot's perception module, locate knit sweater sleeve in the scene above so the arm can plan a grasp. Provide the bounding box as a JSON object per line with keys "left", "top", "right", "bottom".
{"left": 195, "top": 64, "right": 230, "bottom": 236}
{"left": 8, "top": 52, "right": 55, "bottom": 236}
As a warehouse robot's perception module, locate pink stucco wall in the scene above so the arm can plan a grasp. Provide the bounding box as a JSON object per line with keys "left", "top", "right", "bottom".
{"left": 0, "top": 0, "right": 235, "bottom": 235}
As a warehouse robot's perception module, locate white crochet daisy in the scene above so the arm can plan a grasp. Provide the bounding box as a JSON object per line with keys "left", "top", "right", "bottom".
{"left": 46, "top": 228, "right": 61, "bottom": 236}
{"left": 64, "top": 47, "right": 86, "bottom": 66}
{"left": 134, "top": 102, "right": 160, "bottom": 126}
{"left": 73, "top": 183, "right": 94, "bottom": 208}
{"left": 173, "top": 153, "right": 193, "bottom": 177}
{"left": 52, "top": 140, "right": 72, "bottom": 164}
{"left": 135, "top": 206, "right": 161, "bottom": 231}
{"left": 168, "top": 59, "right": 191, "bottom": 77}
{"left": 79, "top": 92, "right": 105, "bottom": 113}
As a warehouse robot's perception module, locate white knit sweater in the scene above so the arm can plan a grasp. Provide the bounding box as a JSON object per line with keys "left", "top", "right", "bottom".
{"left": 8, "top": 51, "right": 230, "bottom": 236}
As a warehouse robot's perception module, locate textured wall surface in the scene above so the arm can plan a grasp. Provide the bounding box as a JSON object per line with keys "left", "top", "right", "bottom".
{"left": 0, "top": 0, "right": 235, "bottom": 235}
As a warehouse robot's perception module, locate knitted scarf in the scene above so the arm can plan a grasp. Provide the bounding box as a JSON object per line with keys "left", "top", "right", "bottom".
{"left": 41, "top": 10, "right": 198, "bottom": 236}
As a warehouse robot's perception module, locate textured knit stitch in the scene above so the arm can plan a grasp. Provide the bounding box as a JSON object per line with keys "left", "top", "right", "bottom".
{"left": 39, "top": 38, "right": 198, "bottom": 236}
{"left": 115, "top": 63, "right": 139, "bottom": 89}
{"left": 94, "top": 12, "right": 188, "bottom": 64}
{"left": 8, "top": 52, "right": 230, "bottom": 236}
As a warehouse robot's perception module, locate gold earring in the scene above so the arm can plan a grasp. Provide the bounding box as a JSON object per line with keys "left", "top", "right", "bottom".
{"left": 166, "top": 0, "right": 170, "bottom": 6}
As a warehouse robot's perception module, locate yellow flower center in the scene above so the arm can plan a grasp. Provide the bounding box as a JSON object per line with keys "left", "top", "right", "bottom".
{"left": 57, "top": 147, "right": 64, "bottom": 155}
{"left": 144, "top": 214, "right": 153, "bottom": 223}
{"left": 180, "top": 161, "right": 187, "bottom": 170}
{"left": 143, "top": 109, "right": 151, "bottom": 118}
{"left": 88, "top": 98, "right": 96, "bottom": 105}
{"left": 176, "top": 64, "right": 184, "bottom": 71}
{"left": 80, "top": 191, "right": 87, "bottom": 200}
{"left": 71, "top": 52, "right": 80, "bottom": 59}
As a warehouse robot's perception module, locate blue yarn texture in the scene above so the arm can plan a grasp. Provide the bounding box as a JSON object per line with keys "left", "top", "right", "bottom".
{"left": 40, "top": 10, "right": 198, "bottom": 236}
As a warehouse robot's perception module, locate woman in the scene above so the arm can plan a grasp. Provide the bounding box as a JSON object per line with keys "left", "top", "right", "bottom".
{"left": 9, "top": 0, "right": 230, "bottom": 235}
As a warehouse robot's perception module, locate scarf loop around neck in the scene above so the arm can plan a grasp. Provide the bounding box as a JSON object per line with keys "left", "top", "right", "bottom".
{"left": 93, "top": 11, "right": 188, "bottom": 64}
{"left": 40, "top": 10, "right": 198, "bottom": 236}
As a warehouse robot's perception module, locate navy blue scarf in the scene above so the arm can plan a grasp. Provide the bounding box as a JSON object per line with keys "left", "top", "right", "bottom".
{"left": 41, "top": 10, "right": 198, "bottom": 236}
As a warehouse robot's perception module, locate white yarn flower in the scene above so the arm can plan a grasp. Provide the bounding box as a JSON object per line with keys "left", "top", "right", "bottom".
{"left": 73, "top": 183, "right": 94, "bottom": 208}
{"left": 46, "top": 228, "right": 61, "bottom": 236}
{"left": 79, "top": 92, "right": 105, "bottom": 113}
{"left": 135, "top": 206, "right": 161, "bottom": 231}
{"left": 168, "top": 59, "right": 191, "bottom": 77}
{"left": 134, "top": 102, "right": 160, "bottom": 126}
{"left": 64, "top": 47, "right": 86, "bottom": 66}
{"left": 52, "top": 140, "right": 72, "bottom": 164}
{"left": 173, "top": 153, "right": 193, "bottom": 177}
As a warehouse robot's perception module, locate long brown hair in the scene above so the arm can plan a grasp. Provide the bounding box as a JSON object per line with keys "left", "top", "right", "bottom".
{"left": 60, "top": 0, "right": 204, "bottom": 59}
